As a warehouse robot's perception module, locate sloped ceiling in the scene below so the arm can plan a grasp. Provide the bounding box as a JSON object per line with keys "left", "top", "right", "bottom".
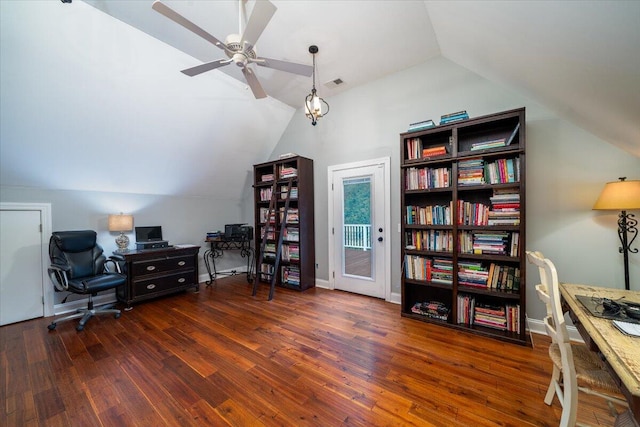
{"left": 85, "top": 0, "right": 640, "bottom": 157}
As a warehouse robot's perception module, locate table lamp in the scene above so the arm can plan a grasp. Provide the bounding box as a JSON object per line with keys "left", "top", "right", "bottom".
{"left": 593, "top": 177, "right": 640, "bottom": 290}
{"left": 108, "top": 213, "right": 134, "bottom": 252}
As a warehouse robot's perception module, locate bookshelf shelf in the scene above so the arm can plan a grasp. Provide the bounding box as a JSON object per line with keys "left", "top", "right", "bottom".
{"left": 400, "top": 107, "right": 528, "bottom": 345}
{"left": 253, "top": 156, "right": 315, "bottom": 297}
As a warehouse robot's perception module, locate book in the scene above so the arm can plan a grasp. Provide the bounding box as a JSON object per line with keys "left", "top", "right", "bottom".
{"left": 408, "top": 119, "right": 435, "bottom": 131}
{"left": 505, "top": 122, "right": 520, "bottom": 146}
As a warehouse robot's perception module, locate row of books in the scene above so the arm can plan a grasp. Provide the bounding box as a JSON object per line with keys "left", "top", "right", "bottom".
{"left": 258, "top": 207, "right": 300, "bottom": 224}
{"left": 259, "top": 187, "right": 273, "bottom": 202}
{"left": 404, "top": 166, "right": 451, "bottom": 190}
{"left": 457, "top": 200, "right": 490, "bottom": 226}
{"left": 282, "top": 266, "right": 300, "bottom": 286}
{"left": 411, "top": 301, "right": 450, "bottom": 321}
{"left": 456, "top": 296, "right": 520, "bottom": 332}
{"left": 458, "top": 157, "right": 520, "bottom": 185}
{"left": 469, "top": 123, "right": 520, "bottom": 151}
{"left": 404, "top": 255, "right": 453, "bottom": 285}
{"left": 281, "top": 244, "right": 299, "bottom": 262}
{"left": 404, "top": 230, "right": 454, "bottom": 253}
{"left": 406, "top": 203, "right": 453, "bottom": 226}
{"left": 440, "top": 110, "right": 469, "bottom": 125}
{"left": 405, "top": 138, "right": 451, "bottom": 160}
{"left": 280, "top": 186, "right": 298, "bottom": 199}
{"left": 258, "top": 263, "right": 274, "bottom": 281}
{"left": 458, "top": 230, "right": 520, "bottom": 257}
{"left": 259, "top": 226, "right": 299, "bottom": 242}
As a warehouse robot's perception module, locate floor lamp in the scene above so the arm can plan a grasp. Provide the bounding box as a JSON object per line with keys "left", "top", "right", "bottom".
{"left": 593, "top": 177, "right": 640, "bottom": 290}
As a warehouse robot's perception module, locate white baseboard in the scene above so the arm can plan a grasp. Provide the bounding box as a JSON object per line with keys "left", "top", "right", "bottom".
{"left": 53, "top": 292, "right": 117, "bottom": 316}
{"left": 527, "top": 316, "right": 583, "bottom": 343}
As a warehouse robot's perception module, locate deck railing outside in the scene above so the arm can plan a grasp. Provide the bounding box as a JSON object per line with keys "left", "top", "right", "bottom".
{"left": 343, "top": 224, "right": 371, "bottom": 250}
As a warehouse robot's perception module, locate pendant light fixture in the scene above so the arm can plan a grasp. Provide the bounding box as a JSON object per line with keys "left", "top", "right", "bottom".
{"left": 304, "top": 45, "right": 329, "bottom": 126}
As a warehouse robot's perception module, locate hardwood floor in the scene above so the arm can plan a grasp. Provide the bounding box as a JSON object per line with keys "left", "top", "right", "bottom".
{"left": 1, "top": 276, "right": 625, "bottom": 426}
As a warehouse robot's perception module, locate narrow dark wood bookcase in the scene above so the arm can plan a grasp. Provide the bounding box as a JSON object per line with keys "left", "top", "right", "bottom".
{"left": 253, "top": 156, "right": 315, "bottom": 296}
{"left": 400, "top": 107, "right": 528, "bottom": 345}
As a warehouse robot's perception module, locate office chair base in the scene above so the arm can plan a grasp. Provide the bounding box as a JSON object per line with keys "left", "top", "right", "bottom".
{"left": 47, "top": 303, "right": 121, "bottom": 331}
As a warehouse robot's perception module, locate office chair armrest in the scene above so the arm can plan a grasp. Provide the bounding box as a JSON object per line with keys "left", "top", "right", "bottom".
{"left": 48, "top": 264, "right": 70, "bottom": 292}
{"left": 106, "top": 257, "right": 123, "bottom": 274}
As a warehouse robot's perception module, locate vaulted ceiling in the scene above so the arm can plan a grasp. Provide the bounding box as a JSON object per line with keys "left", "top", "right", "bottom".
{"left": 85, "top": 0, "right": 640, "bottom": 157}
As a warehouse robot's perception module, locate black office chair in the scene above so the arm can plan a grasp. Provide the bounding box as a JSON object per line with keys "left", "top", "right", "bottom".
{"left": 47, "top": 230, "right": 126, "bottom": 331}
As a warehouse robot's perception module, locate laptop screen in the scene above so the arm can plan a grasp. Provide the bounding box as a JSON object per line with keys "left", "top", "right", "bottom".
{"left": 135, "top": 226, "right": 163, "bottom": 242}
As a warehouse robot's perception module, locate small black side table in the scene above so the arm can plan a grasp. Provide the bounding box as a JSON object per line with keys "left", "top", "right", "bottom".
{"left": 204, "top": 238, "right": 254, "bottom": 285}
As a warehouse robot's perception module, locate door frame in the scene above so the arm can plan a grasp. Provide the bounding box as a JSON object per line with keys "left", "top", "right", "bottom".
{"left": 0, "top": 202, "right": 53, "bottom": 317}
{"left": 327, "top": 157, "right": 391, "bottom": 301}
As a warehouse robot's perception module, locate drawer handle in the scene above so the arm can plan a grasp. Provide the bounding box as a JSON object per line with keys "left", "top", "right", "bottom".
{"left": 146, "top": 266, "right": 156, "bottom": 271}
{"left": 146, "top": 284, "right": 156, "bottom": 290}
{"left": 178, "top": 278, "right": 186, "bottom": 283}
{"left": 178, "top": 261, "right": 186, "bottom": 266}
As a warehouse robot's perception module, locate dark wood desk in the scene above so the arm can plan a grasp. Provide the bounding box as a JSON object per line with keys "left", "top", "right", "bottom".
{"left": 560, "top": 283, "right": 640, "bottom": 424}
{"left": 114, "top": 245, "right": 200, "bottom": 308}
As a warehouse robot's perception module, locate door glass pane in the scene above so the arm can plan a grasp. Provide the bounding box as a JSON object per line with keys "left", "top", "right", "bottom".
{"left": 342, "top": 176, "right": 372, "bottom": 278}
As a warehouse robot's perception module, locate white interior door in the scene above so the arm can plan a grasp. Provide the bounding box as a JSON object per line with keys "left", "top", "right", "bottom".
{"left": 329, "top": 158, "right": 390, "bottom": 299}
{"left": 0, "top": 209, "right": 44, "bottom": 325}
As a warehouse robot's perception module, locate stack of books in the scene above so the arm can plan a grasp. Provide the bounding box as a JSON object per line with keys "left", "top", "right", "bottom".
{"left": 431, "top": 258, "right": 454, "bottom": 285}
{"left": 283, "top": 227, "right": 299, "bottom": 242}
{"left": 279, "top": 165, "right": 297, "bottom": 178}
{"left": 440, "top": 110, "right": 469, "bottom": 125}
{"left": 411, "top": 301, "right": 449, "bottom": 320}
{"left": 422, "top": 145, "right": 448, "bottom": 158}
{"left": 408, "top": 119, "right": 435, "bottom": 132}
{"left": 458, "top": 157, "right": 485, "bottom": 185}
{"left": 457, "top": 261, "right": 489, "bottom": 288}
{"left": 470, "top": 137, "right": 506, "bottom": 151}
{"left": 473, "top": 303, "right": 507, "bottom": 330}
{"left": 261, "top": 173, "right": 274, "bottom": 182}
{"left": 488, "top": 189, "right": 520, "bottom": 225}
{"left": 206, "top": 231, "right": 223, "bottom": 240}
{"left": 472, "top": 231, "right": 510, "bottom": 255}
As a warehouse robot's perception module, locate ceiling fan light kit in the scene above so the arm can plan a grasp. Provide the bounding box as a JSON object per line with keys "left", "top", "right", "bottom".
{"left": 304, "top": 45, "right": 329, "bottom": 126}
{"left": 152, "top": 0, "right": 312, "bottom": 99}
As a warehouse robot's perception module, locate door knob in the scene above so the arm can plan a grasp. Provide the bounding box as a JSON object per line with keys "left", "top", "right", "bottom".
{"left": 378, "top": 237, "right": 383, "bottom": 242}
{"left": 378, "top": 228, "right": 383, "bottom": 232}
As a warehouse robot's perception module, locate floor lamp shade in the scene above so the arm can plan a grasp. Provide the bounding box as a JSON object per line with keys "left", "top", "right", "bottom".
{"left": 593, "top": 179, "right": 640, "bottom": 210}
{"left": 593, "top": 178, "right": 640, "bottom": 290}
{"left": 108, "top": 214, "right": 133, "bottom": 252}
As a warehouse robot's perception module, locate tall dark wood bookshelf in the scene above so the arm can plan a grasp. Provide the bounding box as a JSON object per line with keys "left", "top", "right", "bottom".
{"left": 400, "top": 108, "right": 527, "bottom": 345}
{"left": 253, "top": 156, "right": 315, "bottom": 295}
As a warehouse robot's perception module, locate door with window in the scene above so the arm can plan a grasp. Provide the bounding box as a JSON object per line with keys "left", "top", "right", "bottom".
{"left": 328, "top": 158, "right": 390, "bottom": 299}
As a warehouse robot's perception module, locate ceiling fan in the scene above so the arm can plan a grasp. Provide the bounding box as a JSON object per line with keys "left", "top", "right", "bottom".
{"left": 152, "top": 0, "right": 313, "bottom": 99}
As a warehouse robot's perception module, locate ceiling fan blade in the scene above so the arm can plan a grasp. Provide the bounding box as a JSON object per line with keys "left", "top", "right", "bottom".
{"left": 152, "top": 0, "right": 225, "bottom": 49}
{"left": 181, "top": 59, "right": 230, "bottom": 77}
{"left": 242, "top": 67, "right": 267, "bottom": 99}
{"left": 256, "top": 57, "right": 313, "bottom": 77}
{"left": 241, "top": 0, "right": 276, "bottom": 47}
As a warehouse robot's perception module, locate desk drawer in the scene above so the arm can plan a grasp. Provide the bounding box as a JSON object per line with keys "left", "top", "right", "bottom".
{"left": 133, "top": 271, "right": 194, "bottom": 297}
{"left": 131, "top": 255, "right": 195, "bottom": 277}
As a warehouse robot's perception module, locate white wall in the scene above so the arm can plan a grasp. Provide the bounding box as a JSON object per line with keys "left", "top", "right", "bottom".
{"left": 0, "top": 186, "right": 254, "bottom": 306}
{"left": 271, "top": 56, "right": 640, "bottom": 321}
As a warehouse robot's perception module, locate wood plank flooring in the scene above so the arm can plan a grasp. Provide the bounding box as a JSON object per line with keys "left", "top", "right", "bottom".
{"left": 1, "top": 275, "right": 626, "bottom": 426}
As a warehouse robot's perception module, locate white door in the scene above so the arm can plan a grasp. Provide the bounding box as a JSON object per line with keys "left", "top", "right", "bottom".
{"left": 0, "top": 209, "right": 45, "bottom": 325}
{"left": 328, "top": 158, "right": 390, "bottom": 299}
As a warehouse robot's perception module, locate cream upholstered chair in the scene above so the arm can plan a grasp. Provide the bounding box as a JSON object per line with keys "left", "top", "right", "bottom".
{"left": 526, "top": 251, "right": 627, "bottom": 427}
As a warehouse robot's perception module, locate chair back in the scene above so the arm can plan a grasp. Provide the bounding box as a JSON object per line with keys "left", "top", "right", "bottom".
{"left": 50, "top": 230, "right": 106, "bottom": 279}
{"left": 526, "top": 251, "right": 578, "bottom": 427}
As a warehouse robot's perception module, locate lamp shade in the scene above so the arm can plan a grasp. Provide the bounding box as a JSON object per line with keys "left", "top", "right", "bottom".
{"left": 593, "top": 179, "right": 640, "bottom": 211}
{"left": 108, "top": 214, "right": 134, "bottom": 232}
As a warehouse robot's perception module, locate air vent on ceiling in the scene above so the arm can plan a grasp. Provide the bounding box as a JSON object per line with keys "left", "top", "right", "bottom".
{"left": 324, "top": 78, "right": 344, "bottom": 89}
